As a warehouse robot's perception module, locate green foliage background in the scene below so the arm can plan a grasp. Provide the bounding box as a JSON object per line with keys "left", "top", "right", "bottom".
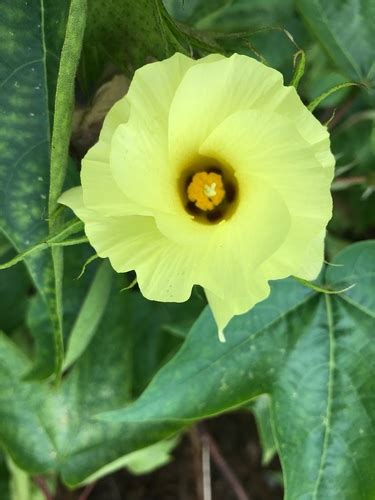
{"left": 0, "top": 0, "right": 374, "bottom": 498}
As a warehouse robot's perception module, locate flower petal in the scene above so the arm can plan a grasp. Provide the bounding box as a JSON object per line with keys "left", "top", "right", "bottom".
{"left": 81, "top": 140, "right": 146, "bottom": 216}
{"left": 261, "top": 85, "right": 333, "bottom": 170}
{"left": 205, "top": 274, "right": 271, "bottom": 337}
{"left": 154, "top": 176, "right": 291, "bottom": 303}
{"left": 110, "top": 121, "right": 179, "bottom": 214}
{"left": 168, "top": 53, "right": 333, "bottom": 175}
{"left": 77, "top": 93, "right": 143, "bottom": 217}
{"left": 201, "top": 109, "right": 333, "bottom": 217}
{"left": 294, "top": 229, "right": 326, "bottom": 280}
{"left": 200, "top": 109, "right": 333, "bottom": 278}
{"left": 204, "top": 232, "right": 325, "bottom": 335}
{"left": 99, "top": 96, "right": 130, "bottom": 142}
{"left": 59, "top": 183, "right": 289, "bottom": 308}
{"left": 59, "top": 187, "right": 196, "bottom": 302}
{"left": 58, "top": 186, "right": 90, "bottom": 219}
{"left": 110, "top": 53, "right": 226, "bottom": 214}
{"left": 110, "top": 53, "right": 196, "bottom": 213}
{"left": 168, "top": 53, "right": 283, "bottom": 169}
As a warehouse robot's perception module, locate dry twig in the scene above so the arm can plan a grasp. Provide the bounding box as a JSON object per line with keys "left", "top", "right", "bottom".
{"left": 197, "top": 425, "right": 251, "bottom": 500}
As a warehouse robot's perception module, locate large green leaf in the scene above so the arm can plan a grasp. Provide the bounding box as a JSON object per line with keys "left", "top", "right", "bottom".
{"left": 0, "top": 278, "right": 184, "bottom": 485}
{"left": 163, "top": 0, "right": 233, "bottom": 24}
{"left": 102, "top": 241, "right": 375, "bottom": 499}
{"left": 329, "top": 113, "right": 375, "bottom": 239}
{"left": 0, "top": 242, "right": 373, "bottom": 495}
{"left": 0, "top": 335, "right": 56, "bottom": 473}
{"left": 0, "top": 0, "right": 70, "bottom": 379}
{"left": 167, "top": 0, "right": 309, "bottom": 81}
{"left": 80, "top": 0, "right": 188, "bottom": 94}
{"left": 297, "top": 0, "right": 375, "bottom": 95}
{"left": 249, "top": 395, "right": 277, "bottom": 465}
{"left": 129, "top": 290, "right": 205, "bottom": 396}
{"left": 0, "top": 237, "right": 30, "bottom": 333}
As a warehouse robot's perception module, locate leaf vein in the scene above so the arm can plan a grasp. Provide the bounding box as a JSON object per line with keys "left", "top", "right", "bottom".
{"left": 0, "top": 58, "right": 43, "bottom": 89}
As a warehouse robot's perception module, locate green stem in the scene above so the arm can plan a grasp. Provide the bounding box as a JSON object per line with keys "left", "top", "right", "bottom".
{"left": 0, "top": 219, "right": 85, "bottom": 270}
{"left": 48, "top": 0, "right": 87, "bottom": 379}
{"left": 48, "top": 0, "right": 87, "bottom": 218}
{"left": 307, "top": 82, "right": 359, "bottom": 112}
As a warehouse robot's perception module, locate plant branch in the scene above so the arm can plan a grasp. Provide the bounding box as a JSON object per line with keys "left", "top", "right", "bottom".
{"left": 188, "top": 428, "right": 204, "bottom": 500}
{"left": 321, "top": 93, "right": 357, "bottom": 130}
{"left": 78, "top": 481, "right": 97, "bottom": 500}
{"left": 198, "top": 425, "right": 251, "bottom": 500}
{"left": 33, "top": 476, "right": 53, "bottom": 500}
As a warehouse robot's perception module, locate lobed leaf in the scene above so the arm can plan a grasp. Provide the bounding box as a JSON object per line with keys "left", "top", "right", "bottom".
{"left": 0, "top": 238, "right": 373, "bottom": 496}
{"left": 101, "top": 242, "right": 375, "bottom": 499}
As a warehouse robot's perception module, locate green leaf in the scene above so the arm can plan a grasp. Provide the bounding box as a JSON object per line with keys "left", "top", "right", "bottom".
{"left": 26, "top": 243, "right": 99, "bottom": 379}
{"left": 161, "top": 288, "right": 206, "bottom": 339}
{"left": 123, "top": 437, "right": 179, "bottom": 475}
{"left": 79, "top": 437, "right": 179, "bottom": 485}
{"left": 0, "top": 237, "right": 31, "bottom": 333}
{"left": 80, "top": 0, "right": 188, "bottom": 94}
{"left": 0, "top": 276, "right": 132, "bottom": 477}
{"left": 175, "top": 0, "right": 309, "bottom": 81}
{"left": 297, "top": 0, "right": 375, "bottom": 95}
{"left": 1, "top": 242, "right": 373, "bottom": 493}
{"left": 63, "top": 260, "right": 113, "bottom": 370}
{"left": 56, "top": 286, "right": 186, "bottom": 485}
{"left": 7, "top": 458, "right": 46, "bottom": 500}
{"left": 0, "top": 269, "right": 184, "bottom": 485}
{"left": 249, "top": 396, "right": 277, "bottom": 466}
{"left": 128, "top": 292, "right": 203, "bottom": 396}
{"left": 0, "top": 334, "right": 56, "bottom": 473}
{"left": 164, "top": 0, "right": 233, "bottom": 25}
{"left": 101, "top": 241, "right": 375, "bottom": 499}
{"left": 0, "top": 0, "right": 69, "bottom": 379}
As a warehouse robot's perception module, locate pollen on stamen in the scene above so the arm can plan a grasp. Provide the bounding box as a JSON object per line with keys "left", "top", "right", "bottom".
{"left": 187, "top": 171, "right": 225, "bottom": 211}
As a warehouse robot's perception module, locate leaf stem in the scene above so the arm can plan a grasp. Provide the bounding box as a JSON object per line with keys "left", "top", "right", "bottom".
{"left": 78, "top": 481, "right": 97, "bottom": 500}
{"left": 33, "top": 476, "right": 53, "bottom": 500}
{"left": 308, "top": 82, "right": 359, "bottom": 112}
{"left": 0, "top": 218, "right": 84, "bottom": 270}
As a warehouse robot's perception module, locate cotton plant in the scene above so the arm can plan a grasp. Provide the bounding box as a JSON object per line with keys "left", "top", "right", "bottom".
{"left": 0, "top": 0, "right": 374, "bottom": 499}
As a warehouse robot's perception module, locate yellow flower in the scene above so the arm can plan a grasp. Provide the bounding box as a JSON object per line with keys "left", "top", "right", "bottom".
{"left": 59, "top": 53, "right": 334, "bottom": 341}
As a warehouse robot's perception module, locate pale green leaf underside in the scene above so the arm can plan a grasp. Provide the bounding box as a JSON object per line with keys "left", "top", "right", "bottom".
{"left": 63, "top": 260, "right": 113, "bottom": 371}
